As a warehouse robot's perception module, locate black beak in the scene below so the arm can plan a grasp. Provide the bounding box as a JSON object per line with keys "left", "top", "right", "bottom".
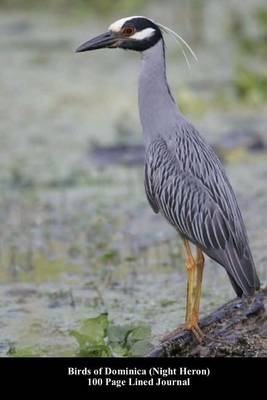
{"left": 75, "top": 31, "right": 118, "bottom": 52}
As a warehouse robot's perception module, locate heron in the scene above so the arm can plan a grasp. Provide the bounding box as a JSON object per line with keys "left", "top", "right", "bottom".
{"left": 76, "top": 16, "right": 260, "bottom": 341}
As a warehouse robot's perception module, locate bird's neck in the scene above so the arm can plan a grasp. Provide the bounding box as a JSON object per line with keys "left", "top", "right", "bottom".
{"left": 138, "top": 39, "right": 181, "bottom": 146}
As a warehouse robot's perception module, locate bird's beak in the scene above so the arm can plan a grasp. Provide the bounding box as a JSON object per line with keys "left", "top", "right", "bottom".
{"left": 75, "top": 31, "right": 119, "bottom": 52}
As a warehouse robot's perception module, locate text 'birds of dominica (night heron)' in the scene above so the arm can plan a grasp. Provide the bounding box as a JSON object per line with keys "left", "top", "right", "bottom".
{"left": 76, "top": 16, "right": 260, "bottom": 341}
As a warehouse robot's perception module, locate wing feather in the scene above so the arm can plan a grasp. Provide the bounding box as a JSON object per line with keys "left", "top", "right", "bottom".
{"left": 144, "top": 135, "right": 260, "bottom": 296}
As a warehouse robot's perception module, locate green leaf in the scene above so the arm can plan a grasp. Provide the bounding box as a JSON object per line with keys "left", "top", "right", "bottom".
{"left": 126, "top": 324, "right": 153, "bottom": 356}
{"left": 127, "top": 324, "right": 151, "bottom": 345}
{"left": 79, "top": 313, "right": 108, "bottom": 344}
{"left": 129, "top": 340, "right": 154, "bottom": 356}
{"left": 70, "top": 313, "right": 110, "bottom": 356}
{"left": 78, "top": 343, "right": 112, "bottom": 357}
{"left": 110, "top": 344, "right": 128, "bottom": 357}
{"left": 70, "top": 314, "right": 153, "bottom": 357}
{"left": 107, "top": 324, "right": 132, "bottom": 344}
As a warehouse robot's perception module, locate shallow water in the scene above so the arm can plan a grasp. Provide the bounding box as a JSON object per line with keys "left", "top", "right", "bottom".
{"left": 0, "top": 6, "right": 267, "bottom": 356}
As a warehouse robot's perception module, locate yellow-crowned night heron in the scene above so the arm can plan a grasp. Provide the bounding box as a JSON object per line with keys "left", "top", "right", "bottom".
{"left": 76, "top": 16, "right": 260, "bottom": 341}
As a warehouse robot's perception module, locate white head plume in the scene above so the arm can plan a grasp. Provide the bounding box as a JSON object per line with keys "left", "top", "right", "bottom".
{"left": 157, "top": 22, "right": 198, "bottom": 69}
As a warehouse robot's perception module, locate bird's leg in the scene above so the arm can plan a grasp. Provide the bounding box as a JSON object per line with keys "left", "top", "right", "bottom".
{"left": 193, "top": 247, "right": 205, "bottom": 319}
{"left": 182, "top": 240, "right": 196, "bottom": 330}
{"left": 182, "top": 240, "right": 204, "bottom": 342}
{"left": 191, "top": 247, "right": 205, "bottom": 341}
{"left": 182, "top": 239, "right": 194, "bottom": 324}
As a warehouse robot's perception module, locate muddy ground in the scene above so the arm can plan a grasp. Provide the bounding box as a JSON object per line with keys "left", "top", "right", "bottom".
{"left": 0, "top": 3, "right": 267, "bottom": 356}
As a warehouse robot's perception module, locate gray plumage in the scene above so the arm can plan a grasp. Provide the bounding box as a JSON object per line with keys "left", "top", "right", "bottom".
{"left": 75, "top": 16, "right": 260, "bottom": 298}
{"left": 140, "top": 40, "right": 260, "bottom": 296}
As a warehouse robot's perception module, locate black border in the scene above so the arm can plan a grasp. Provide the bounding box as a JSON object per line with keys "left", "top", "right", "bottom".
{"left": 0, "top": 357, "right": 265, "bottom": 394}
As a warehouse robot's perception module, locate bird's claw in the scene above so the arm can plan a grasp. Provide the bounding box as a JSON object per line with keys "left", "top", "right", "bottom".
{"left": 190, "top": 323, "right": 204, "bottom": 343}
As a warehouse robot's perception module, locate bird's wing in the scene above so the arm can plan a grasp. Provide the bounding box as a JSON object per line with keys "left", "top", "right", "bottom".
{"left": 145, "top": 136, "right": 260, "bottom": 296}
{"left": 145, "top": 161, "right": 159, "bottom": 213}
{"left": 159, "top": 172, "right": 258, "bottom": 295}
{"left": 171, "top": 122, "right": 250, "bottom": 256}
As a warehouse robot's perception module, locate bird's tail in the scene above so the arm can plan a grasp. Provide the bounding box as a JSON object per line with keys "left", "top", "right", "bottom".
{"left": 225, "top": 247, "right": 260, "bottom": 297}
{"left": 208, "top": 245, "right": 260, "bottom": 297}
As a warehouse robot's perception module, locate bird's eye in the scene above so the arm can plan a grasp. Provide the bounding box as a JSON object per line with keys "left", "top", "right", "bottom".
{"left": 122, "top": 26, "right": 135, "bottom": 36}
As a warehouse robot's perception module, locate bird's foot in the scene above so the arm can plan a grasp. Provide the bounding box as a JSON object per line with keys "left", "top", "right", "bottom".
{"left": 186, "top": 314, "right": 204, "bottom": 343}
{"left": 190, "top": 324, "right": 204, "bottom": 343}
{"left": 161, "top": 323, "right": 204, "bottom": 343}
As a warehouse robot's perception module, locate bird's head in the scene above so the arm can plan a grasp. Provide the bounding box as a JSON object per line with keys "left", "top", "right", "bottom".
{"left": 75, "top": 16, "right": 162, "bottom": 53}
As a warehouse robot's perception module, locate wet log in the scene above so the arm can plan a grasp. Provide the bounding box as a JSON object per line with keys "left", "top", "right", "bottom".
{"left": 147, "top": 288, "right": 267, "bottom": 357}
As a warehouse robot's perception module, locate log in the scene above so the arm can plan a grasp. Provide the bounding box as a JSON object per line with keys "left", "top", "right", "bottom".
{"left": 147, "top": 288, "right": 267, "bottom": 357}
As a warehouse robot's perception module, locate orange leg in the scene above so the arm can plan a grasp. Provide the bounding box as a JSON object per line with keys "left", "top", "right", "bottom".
{"left": 182, "top": 239, "right": 195, "bottom": 325}
{"left": 193, "top": 247, "right": 205, "bottom": 320}
{"left": 182, "top": 240, "right": 204, "bottom": 342}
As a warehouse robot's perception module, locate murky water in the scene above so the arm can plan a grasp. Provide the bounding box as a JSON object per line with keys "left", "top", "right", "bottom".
{"left": 0, "top": 4, "right": 267, "bottom": 356}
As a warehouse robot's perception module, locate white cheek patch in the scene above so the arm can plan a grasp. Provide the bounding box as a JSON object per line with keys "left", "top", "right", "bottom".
{"left": 130, "top": 27, "right": 155, "bottom": 40}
